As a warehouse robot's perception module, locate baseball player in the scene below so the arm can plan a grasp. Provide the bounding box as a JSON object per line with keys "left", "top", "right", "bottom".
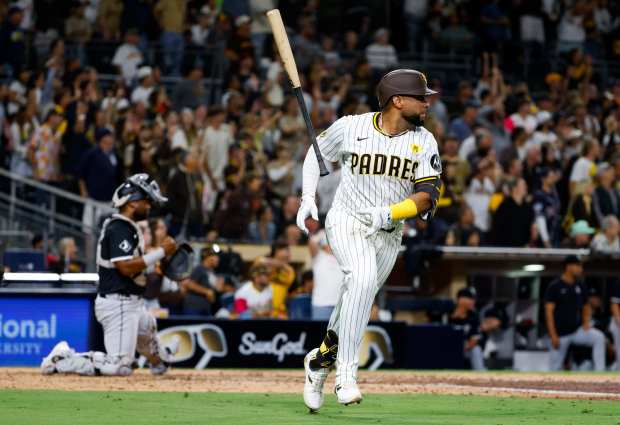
{"left": 40, "top": 173, "right": 179, "bottom": 376}
{"left": 297, "top": 69, "right": 442, "bottom": 410}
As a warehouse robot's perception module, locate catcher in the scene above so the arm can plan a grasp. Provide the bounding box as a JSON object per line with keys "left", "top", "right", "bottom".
{"left": 41, "top": 173, "right": 192, "bottom": 376}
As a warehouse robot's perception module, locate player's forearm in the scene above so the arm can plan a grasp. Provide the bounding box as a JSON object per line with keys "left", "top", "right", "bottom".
{"left": 114, "top": 248, "right": 165, "bottom": 277}
{"left": 389, "top": 193, "right": 431, "bottom": 220}
{"left": 545, "top": 304, "right": 558, "bottom": 340}
{"left": 582, "top": 304, "right": 591, "bottom": 328}
{"left": 301, "top": 147, "right": 320, "bottom": 198}
{"left": 611, "top": 303, "right": 620, "bottom": 326}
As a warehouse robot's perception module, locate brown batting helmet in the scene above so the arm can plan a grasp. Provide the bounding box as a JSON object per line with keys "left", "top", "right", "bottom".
{"left": 376, "top": 69, "right": 438, "bottom": 109}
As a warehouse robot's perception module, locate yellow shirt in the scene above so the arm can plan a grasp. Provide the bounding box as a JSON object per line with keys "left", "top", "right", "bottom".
{"left": 154, "top": 0, "right": 186, "bottom": 33}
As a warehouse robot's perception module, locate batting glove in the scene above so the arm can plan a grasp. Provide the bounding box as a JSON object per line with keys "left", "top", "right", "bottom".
{"left": 296, "top": 196, "right": 319, "bottom": 235}
{"left": 360, "top": 206, "right": 392, "bottom": 237}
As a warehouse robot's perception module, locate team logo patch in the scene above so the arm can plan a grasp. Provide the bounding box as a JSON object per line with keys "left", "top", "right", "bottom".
{"left": 430, "top": 154, "right": 442, "bottom": 173}
{"left": 119, "top": 240, "right": 132, "bottom": 253}
{"left": 410, "top": 143, "right": 422, "bottom": 154}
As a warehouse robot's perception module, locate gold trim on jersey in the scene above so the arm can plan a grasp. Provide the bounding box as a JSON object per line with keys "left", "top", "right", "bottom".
{"left": 372, "top": 112, "right": 409, "bottom": 138}
{"left": 414, "top": 176, "right": 440, "bottom": 184}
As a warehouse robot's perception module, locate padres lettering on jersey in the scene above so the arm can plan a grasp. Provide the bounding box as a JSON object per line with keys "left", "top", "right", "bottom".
{"left": 317, "top": 112, "right": 441, "bottom": 214}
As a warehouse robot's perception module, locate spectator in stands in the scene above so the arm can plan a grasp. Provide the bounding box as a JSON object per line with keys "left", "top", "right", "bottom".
{"left": 182, "top": 245, "right": 221, "bottom": 316}
{"left": 201, "top": 106, "right": 233, "bottom": 197}
{"left": 266, "top": 240, "right": 296, "bottom": 319}
{"left": 448, "top": 287, "right": 486, "bottom": 370}
{"left": 569, "top": 139, "right": 600, "bottom": 197}
{"left": 234, "top": 258, "right": 273, "bottom": 319}
{"left": 27, "top": 107, "right": 65, "bottom": 193}
{"left": 592, "top": 163, "right": 620, "bottom": 224}
{"left": 171, "top": 64, "right": 205, "bottom": 111}
{"left": 567, "top": 179, "right": 597, "bottom": 229}
{"left": 533, "top": 168, "right": 561, "bottom": 247}
{"left": 65, "top": 1, "right": 91, "bottom": 65}
{"left": 112, "top": 28, "right": 143, "bottom": 85}
{"left": 404, "top": 0, "right": 428, "bottom": 52}
{"left": 450, "top": 100, "right": 479, "bottom": 143}
{"left": 508, "top": 99, "right": 537, "bottom": 135}
{"left": 49, "top": 237, "right": 84, "bottom": 273}
{"left": 490, "top": 178, "right": 535, "bottom": 247}
{"left": 545, "top": 255, "right": 606, "bottom": 371}
{"left": 365, "top": 28, "right": 398, "bottom": 72}
{"left": 464, "top": 158, "right": 496, "bottom": 233}
{"left": 153, "top": 0, "right": 186, "bottom": 76}
{"left": 131, "top": 66, "right": 155, "bottom": 107}
{"left": 247, "top": 203, "right": 276, "bottom": 244}
{"left": 225, "top": 15, "right": 254, "bottom": 67}
{"left": 166, "top": 149, "right": 204, "bottom": 238}
{"left": 591, "top": 215, "right": 620, "bottom": 253}
{"left": 275, "top": 195, "right": 299, "bottom": 237}
{"left": 97, "top": 0, "right": 123, "bottom": 41}
{"left": 191, "top": 5, "right": 215, "bottom": 48}
{"left": 0, "top": 6, "right": 26, "bottom": 76}
{"left": 77, "top": 128, "right": 123, "bottom": 202}
{"left": 445, "top": 203, "right": 482, "bottom": 247}
{"left": 562, "top": 220, "right": 595, "bottom": 249}
{"left": 309, "top": 230, "right": 343, "bottom": 320}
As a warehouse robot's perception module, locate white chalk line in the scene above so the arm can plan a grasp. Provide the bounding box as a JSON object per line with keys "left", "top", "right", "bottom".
{"left": 425, "top": 383, "right": 620, "bottom": 399}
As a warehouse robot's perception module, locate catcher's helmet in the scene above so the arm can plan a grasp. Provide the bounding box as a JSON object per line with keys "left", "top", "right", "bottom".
{"left": 111, "top": 173, "right": 168, "bottom": 208}
{"left": 376, "top": 69, "right": 438, "bottom": 109}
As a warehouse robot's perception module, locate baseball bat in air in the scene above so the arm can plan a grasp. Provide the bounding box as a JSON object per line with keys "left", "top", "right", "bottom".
{"left": 266, "top": 9, "right": 329, "bottom": 176}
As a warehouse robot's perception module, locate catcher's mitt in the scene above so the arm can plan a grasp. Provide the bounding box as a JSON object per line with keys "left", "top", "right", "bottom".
{"left": 161, "top": 243, "right": 194, "bottom": 281}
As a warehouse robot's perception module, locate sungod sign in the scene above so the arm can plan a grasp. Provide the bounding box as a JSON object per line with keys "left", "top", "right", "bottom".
{"left": 0, "top": 297, "right": 91, "bottom": 366}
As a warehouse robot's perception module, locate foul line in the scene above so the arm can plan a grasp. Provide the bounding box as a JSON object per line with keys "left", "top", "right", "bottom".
{"left": 431, "top": 383, "right": 620, "bottom": 399}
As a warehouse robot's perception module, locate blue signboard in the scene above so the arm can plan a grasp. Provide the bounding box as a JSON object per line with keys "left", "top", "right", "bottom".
{"left": 0, "top": 297, "right": 91, "bottom": 366}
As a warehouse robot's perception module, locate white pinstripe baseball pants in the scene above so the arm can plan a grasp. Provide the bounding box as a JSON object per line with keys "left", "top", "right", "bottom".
{"left": 325, "top": 208, "right": 400, "bottom": 386}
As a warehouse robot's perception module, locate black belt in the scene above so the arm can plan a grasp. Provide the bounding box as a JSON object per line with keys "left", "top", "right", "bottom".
{"left": 100, "top": 292, "right": 136, "bottom": 298}
{"left": 381, "top": 227, "right": 396, "bottom": 233}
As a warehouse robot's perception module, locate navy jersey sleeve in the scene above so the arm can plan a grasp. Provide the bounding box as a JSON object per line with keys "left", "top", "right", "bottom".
{"left": 104, "top": 221, "right": 138, "bottom": 262}
{"left": 544, "top": 281, "right": 560, "bottom": 304}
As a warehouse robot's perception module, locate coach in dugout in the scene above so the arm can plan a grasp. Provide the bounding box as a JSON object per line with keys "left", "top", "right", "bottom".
{"left": 545, "top": 255, "right": 606, "bottom": 371}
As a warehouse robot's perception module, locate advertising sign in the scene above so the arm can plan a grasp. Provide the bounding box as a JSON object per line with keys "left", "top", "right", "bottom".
{"left": 156, "top": 319, "right": 407, "bottom": 369}
{"left": 0, "top": 297, "right": 91, "bottom": 366}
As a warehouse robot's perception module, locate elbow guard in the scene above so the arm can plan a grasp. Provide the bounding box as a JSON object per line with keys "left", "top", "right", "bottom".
{"left": 414, "top": 177, "right": 442, "bottom": 221}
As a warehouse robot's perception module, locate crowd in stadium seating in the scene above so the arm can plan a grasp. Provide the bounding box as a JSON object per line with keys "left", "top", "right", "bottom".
{"left": 1, "top": 1, "right": 620, "bottom": 329}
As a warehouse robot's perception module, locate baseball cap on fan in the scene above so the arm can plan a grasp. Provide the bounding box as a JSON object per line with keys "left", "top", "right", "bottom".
{"left": 376, "top": 69, "right": 438, "bottom": 108}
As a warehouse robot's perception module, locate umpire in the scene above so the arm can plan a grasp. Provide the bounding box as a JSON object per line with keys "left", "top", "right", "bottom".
{"left": 544, "top": 255, "right": 606, "bottom": 371}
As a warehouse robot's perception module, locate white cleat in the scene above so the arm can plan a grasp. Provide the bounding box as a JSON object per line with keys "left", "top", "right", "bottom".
{"left": 303, "top": 348, "right": 330, "bottom": 412}
{"left": 335, "top": 383, "right": 363, "bottom": 405}
{"left": 40, "top": 341, "right": 72, "bottom": 375}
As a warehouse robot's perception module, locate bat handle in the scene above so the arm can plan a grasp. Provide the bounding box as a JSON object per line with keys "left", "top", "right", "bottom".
{"left": 293, "top": 88, "right": 329, "bottom": 177}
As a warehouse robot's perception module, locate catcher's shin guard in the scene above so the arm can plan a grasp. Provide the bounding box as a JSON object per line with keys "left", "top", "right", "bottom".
{"left": 309, "top": 329, "right": 338, "bottom": 370}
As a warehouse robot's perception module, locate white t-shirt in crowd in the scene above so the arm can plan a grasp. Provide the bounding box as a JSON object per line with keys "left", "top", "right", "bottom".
{"left": 591, "top": 233, "right": 620, "bottom": 253}
{"left": 509, "top": 112, "right": 538, "bottom": 134}
{"left": 365, "top": 43, "right": 398, "bottom": 70}
{"left": 569, "top": 157, "right": 594, "bottom": 183}
{"left": 112, "top": 43, "right": 143, "bottom": 84}
{"left": 131, "top": 85, "right": 153, "bottom": 106}
{"left": 235, "top": 281, "right": 273, "bottom": 315}
{"left": 465, "top": 177, "right": 496, "bottom": 232}
{"left": 312, "top": 250, "right": 344, "bottom": 307}
{"left": 202, "top": 124, "right": 233, "bottom": 188}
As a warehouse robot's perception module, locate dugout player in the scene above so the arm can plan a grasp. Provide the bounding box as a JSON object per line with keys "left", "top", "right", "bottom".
{"left": 545, "top": 255, "right": 606, "bottom": 371}
{"left": 297, "top": 69, "right": 442, "bottom": 410}
{"left": 41, "top": 173, "right": 179, "bottom": 376}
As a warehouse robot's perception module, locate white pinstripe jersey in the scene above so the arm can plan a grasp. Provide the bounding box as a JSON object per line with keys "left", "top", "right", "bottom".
{"left": 317, "top": 112, "right": 441, "bottom": 215}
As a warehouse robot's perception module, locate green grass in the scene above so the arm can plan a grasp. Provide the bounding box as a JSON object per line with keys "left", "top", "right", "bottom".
{"left": 1, "top": 390, "right": 619, "bottom": 425}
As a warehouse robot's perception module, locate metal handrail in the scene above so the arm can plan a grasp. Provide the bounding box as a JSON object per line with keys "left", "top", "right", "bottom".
{"left": 0, "top": 167, "right": 111, "bottom": 211}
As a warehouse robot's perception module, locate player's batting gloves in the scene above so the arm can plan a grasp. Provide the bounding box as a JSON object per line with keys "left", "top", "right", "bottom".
{"left": 360, "top": 206, "right": 392, "bottom": 237}
{"left": 296, "top": 196, "right": 319, "bottom": 235}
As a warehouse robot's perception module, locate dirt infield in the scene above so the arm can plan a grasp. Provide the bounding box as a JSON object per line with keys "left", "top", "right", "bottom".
{"left": 2, "top": 368, "right": 620, "bottom": 400}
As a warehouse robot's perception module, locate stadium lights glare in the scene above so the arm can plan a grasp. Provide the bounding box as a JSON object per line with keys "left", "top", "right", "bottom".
{"left": 3, "top": 272, "right": 60, "bottom": 281}
{"left": 523, "top": 264, "right": 545, "bottom": 272}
